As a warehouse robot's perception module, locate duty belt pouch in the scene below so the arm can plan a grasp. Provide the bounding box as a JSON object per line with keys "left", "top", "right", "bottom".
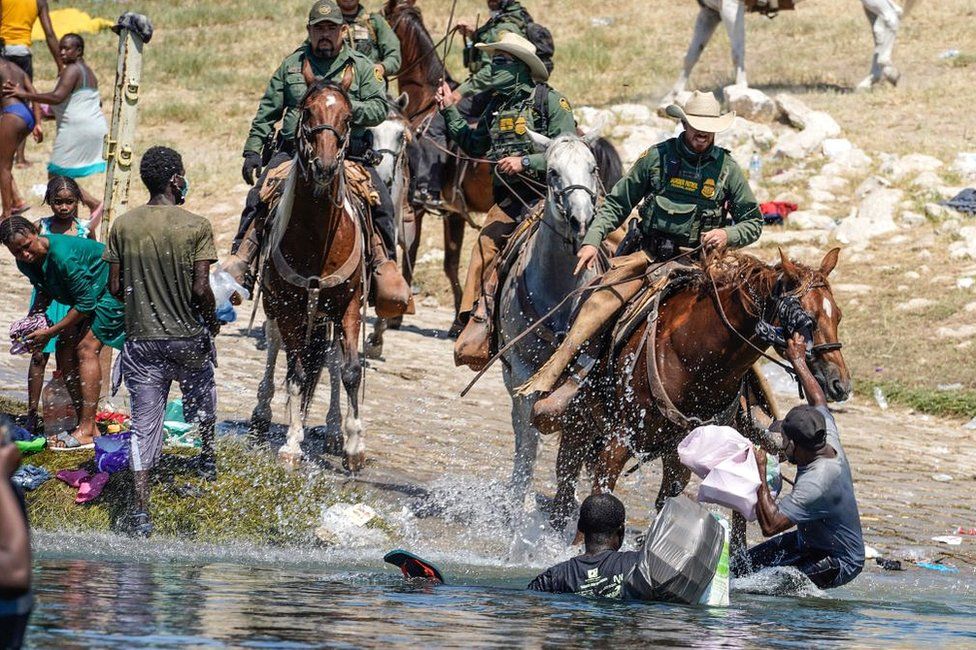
{"left": 649, "top": 196, "right": 697, "bottom": 242}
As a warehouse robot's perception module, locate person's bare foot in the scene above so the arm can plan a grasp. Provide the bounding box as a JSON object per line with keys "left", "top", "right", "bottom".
{"left": 69, "top": 422, "right": 100, "bottom": 445}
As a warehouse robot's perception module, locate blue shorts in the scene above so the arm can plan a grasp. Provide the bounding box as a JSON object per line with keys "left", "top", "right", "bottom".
{"left": 2, "top": 102, "right": 35, "bottom": 131}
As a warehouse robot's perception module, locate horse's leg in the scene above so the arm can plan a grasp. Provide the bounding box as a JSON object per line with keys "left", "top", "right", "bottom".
{"left": 550, "top": 414, "right": 590, "bottom": 532}
{"left": 365, "top": 317, "right": 387, "bottom": 360}
{"left": 278, "top": 348, "right": 306, "bottom": 466}
{"left": 444, "top": 212, "right": 466, "bottom": 320}
{"left": 857, "top": 0, "right": 901, "bottom": 90}
{"left": 509, "top": 394, "right": 540, "bottom": 512}
{"left": 250, "top": 319, "right": 282, "bottom": 438}
{"left": 720, "top": 0, "right": 747, "bottom": 87}
{"left": 667, "top": 4, "right": 722, "bottom": 100}
{"left": 339, "top": 296, "right": 365, "bottom": 472}
{"left": 656, "top": 451, "right": 692, "bottom": 512}
{"left": 729, "top": 511, "right": 750, "bottom": 576}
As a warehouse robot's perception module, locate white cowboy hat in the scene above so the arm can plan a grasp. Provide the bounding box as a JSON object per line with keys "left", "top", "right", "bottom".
{"left": 665, "top": 90, "right": 736, "bottom": 133}
{"left": 475, "top": 31, "right": 549, "bottom": 82}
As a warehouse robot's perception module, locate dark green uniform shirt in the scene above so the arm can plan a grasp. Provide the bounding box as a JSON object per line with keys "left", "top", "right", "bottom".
{"left": 18, "top": 234, "right": 125, "bottom": 349}
{"left": 458, "top": 1, "right": 531, "bottom": 96}
{"left": 343, "top": 5, "right": 401, "bottom": 75}
{"left": 243, "top": 43, "right": 388, "bottom": 156}
{"left": 442, "top": 81, "right": 576, "bottom": 193}
{"left": 583, "top": 137, "right": 763, "bottom": 251}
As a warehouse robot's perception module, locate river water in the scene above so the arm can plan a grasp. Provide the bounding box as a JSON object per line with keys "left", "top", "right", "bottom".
{"left": 23, "top": 532, "right": 976, "bottom": 648}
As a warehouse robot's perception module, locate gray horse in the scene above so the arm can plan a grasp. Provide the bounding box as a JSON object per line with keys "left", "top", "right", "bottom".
{"left": 496, "top": 130, "right": 605, "bottom": 509}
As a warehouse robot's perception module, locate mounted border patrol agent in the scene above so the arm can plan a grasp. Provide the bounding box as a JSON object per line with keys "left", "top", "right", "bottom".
{"left": 337, "top": 0, "right": 401, "bottom": 80}
{"left": 224, "top": 0, "right": 407, "bottom": 309}
{"left": 414, "top": 0, "right": 546, "bottom": 208}
{"left": 519, "top": 90, "right": 764, "bottom": 430}
{"left": 435, "top": 31, "right": 576, "bottom": 370}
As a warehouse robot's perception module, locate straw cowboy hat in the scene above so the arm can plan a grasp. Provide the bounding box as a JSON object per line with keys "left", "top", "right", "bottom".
{"left": 475, "top": 31, "right": 549, "bottom": 82}
{"left": 665, "top": 90, "right": 736, "bottom": 133}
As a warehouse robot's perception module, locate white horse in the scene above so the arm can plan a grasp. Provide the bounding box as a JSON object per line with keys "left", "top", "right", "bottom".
{"left": 665, "top": 0, "right": 914, "bottom": 105}
{"left": 366, "top": 99, "right": 414, "bottom": 359}
{"left": 496, "top": 130, "right": 603, "bottom": 510}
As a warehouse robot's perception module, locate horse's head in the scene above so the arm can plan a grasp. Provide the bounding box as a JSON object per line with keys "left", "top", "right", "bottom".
{"left": 777, "top": 247, "right": 852, "bottom": 402}
{"left": 368, "top": 95, "right": 411, "bottom": 188}
{"left": 527, "top": 129, "right": 603, "bottom": 249}
{"left": 295, "top": 60, "right": 353, "bottom": 193}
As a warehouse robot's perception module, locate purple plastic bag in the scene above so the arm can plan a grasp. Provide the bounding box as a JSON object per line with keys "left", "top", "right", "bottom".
{"left": 94, "top": 433, "right": 131, "bottom": 474}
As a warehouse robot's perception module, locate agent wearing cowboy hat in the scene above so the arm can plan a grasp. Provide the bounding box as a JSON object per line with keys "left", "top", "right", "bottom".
{"left": 520, "top": 90, "right": 763, "bottom": 430}
{"left": 435, "top": 31, "right": 576, "bottom": 369}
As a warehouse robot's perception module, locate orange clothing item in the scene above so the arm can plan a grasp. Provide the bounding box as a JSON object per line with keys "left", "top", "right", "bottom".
{"left": 0, "top": 0, "right": 39, "bottom": 48}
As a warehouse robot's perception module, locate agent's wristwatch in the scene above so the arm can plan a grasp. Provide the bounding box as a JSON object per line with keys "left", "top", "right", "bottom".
{"left": 521, "top": 155, "right": 531, "bottom": 170}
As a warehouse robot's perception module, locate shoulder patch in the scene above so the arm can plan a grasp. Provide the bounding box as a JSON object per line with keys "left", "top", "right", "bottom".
{"left": 374, "top": 66, "right": 384, "bottom": 81}
{"left": 558, "top": 97, "right": 571, "bottom": 112}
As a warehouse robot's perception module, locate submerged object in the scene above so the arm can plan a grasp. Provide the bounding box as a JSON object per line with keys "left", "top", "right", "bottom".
{"left": 625, "top": 496, "right": 724, "bottom": 605}
{"left": 384, "top": 549, "right": 445, "bottom": 584}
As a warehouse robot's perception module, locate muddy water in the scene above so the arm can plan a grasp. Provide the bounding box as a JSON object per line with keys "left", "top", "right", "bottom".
{"left": 24, "top": 533, "right": 976, "bottom": 648}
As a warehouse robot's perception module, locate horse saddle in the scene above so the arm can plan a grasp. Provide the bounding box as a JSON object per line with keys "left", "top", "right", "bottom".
{"left": 609, "top": 261, "right": 696, "bottom": 357}
{"left": 259, "top": 159, "right": 381, "bottom": 215}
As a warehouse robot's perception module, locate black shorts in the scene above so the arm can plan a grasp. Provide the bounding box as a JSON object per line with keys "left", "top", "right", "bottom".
{"left": 5, "top": 53, "right": 33, "bottom": 79}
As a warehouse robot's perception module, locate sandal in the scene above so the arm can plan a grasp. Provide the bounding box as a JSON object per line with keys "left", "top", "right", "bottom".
{"left": 48, "top": 431, "right": 95, "bottom": 451}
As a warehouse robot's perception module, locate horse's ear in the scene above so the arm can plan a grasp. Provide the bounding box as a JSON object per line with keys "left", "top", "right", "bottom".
{"left": 819, "top": 247, "right": 840, "bottom": 277}
{"left": 526, "top": 128, "right": 551, "bottom": 153}
{"left": 301, "top": 58, "right": 316, "bottom": 87}
{"left": 778, "top": 247, "right": 801, "bottom": 281}
{"left": 340, "top": 64, "right": 354, "bottom": 92}
{"left": 580, "top": 114, "right": 609, "bottom": 145}
{"left": 396, "top": 92, "right": 409, "bottom": 112}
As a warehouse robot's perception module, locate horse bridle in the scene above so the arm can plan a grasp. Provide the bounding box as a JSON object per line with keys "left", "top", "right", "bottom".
{"left": 295, "top": 88, "right": 351, "bottom": 206}
{"left": 752, "top": 276, "right": 845, "bottom": 360}
{"left": 547, "top": 172, "right": 598, "bottom": 236}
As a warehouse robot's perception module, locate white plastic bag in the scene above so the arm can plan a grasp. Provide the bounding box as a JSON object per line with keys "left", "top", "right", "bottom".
{"left": 698, "top": 446, "right": 762, "bottom": 521}
{"left": 210, "top": 267, "right": 250, "bottom": 323}
{"left": 678, "top": 425, "right": 750, "bottom": 479}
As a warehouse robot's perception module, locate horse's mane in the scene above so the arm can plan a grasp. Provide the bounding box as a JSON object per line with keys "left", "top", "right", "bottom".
{"left": 384, "top": 3, "right": 454, "bottom": 86}
{"left": 693, "top": 251, "right": 829, "bottom": 315}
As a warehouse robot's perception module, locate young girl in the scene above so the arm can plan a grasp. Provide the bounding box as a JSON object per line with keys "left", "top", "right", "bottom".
{"left": 0, "top": 38, "right": 42, "bottom": 218}
{"left": 24, "top": 176, "right": 95, "bottom": 435}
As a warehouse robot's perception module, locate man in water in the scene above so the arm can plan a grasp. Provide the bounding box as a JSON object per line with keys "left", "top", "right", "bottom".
{"left": 742, "top": 332, "right": 864, "bottom": 589}
{"left": 528, "top": 493, "right": 638, "bottom": 599}
{"left": 0, "top": 435, "right": 32, "bottom": 648}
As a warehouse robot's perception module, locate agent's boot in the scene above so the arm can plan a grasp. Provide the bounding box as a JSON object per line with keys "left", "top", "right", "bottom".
{"left": 532, "top": 377, "right": 580, "bottom": 435}
{"left": 371, "top": 234, "right": 411, "bottom": 318}
{"left": 453, "top": 268, "right": 499, "bottom": 370}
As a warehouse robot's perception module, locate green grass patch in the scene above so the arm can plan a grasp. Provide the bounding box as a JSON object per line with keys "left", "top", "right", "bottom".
{"left": 858, "top": 380, "right": 976, "bottom": 420}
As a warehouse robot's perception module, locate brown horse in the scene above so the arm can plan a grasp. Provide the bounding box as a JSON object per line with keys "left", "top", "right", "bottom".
{"left": 251, "top": 64, "right": 367, "bottom": 471}
{"left": 550, "top": 248, "right": 851, "bottom": 530}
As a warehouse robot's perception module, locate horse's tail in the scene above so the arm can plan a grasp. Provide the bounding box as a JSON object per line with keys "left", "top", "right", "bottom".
{"left": 591, "top": 136, "right": 623, "bottom": 192}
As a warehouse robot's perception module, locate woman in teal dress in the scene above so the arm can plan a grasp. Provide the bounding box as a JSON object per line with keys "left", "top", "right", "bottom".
{"left": 1, "top": 215, "right": 124, "bottom": 449}
{"left": 26, "top": 176, "right": 95, "bottom": 436}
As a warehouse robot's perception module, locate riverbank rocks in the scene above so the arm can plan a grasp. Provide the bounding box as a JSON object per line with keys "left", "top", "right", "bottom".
{"left": 835, "top": 187, "right": 902, "bottom": 245}
{"left": 884, "top": 153, "right": 944, "bottom": 181}
{"left": 789, "top": 211, "right": 836, "bottom": 230}
{"left": 949, "top": 226, "right": 976, "bottom": 261}
{"left": 896, "top": 298, "right": 937, "bottom": 312}
{"left": 951, "top": 152, "right": 976, "bottom": 179}
{"left": 724, "top": 85, "right": 778, "bottom": 122}
{"left": 775, "top": 93, "right": 812, "bottom": 129}
{"left": 772, "top": 111, "right": 842, "bottom": 159}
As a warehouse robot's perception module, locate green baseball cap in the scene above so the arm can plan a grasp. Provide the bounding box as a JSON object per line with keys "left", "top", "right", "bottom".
{"left": 308, "top": 0, "right": 343, "bottom": 26}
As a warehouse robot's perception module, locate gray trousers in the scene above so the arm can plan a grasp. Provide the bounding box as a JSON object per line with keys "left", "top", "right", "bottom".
{"left": 120, "top": 333, "right": 217, "bottom": 471}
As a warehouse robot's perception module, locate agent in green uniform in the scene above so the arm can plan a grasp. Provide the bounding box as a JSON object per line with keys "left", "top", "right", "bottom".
{"left": 1, "top": 216, "right": 125, "bottom": 449}
{"left": 521, "top": 91, "right": 763, "bottom": 428}
{"left": 227, "top": 0, "right": 405, "bottom": 304}
{"left": 337, "top": 0, "right": 400, "bottom": 79}
{"left": 435, "top": 31, "right": 576, "bottom": 369}
{"left": 414, "top": 0, "right": 538, "bottom": 207}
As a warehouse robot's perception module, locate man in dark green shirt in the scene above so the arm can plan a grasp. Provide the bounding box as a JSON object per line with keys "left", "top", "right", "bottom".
{"left": 337, "top": 0, "right": 400, "bottom": 80}
{"left": 521, "top": 91, "right": 763, "bottom": 430}
{"left": 413, "top": 0, "right": 537, "bottom": 207}
{"left": 227, "top": 0, "right": 404, "bottom": 305}
{"left": 435, "top": 31, "right": 576, "bottom": 369}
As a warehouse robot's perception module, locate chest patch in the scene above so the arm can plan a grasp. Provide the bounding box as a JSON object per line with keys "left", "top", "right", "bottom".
{"left": 669, "top": 176, "right": 699, "bottom": 192}
{"left": 499, "top": 116, "right": 515, "bottom": 132}
{"left": 514, "top": 116, "right": 528, "bottom": 135}
{"left": 702, "top": 178, "right": 716, "bottom": 198}
{"left": 354, "top": 25, "right": 370, "bottom": 41}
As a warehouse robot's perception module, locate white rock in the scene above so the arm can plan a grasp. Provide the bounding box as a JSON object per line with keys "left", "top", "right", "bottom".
{"left": 834, "top": 188, "right": 903, "bottom": 245}
{"left": 730, "top": 144, "right": 754, "bottom": 170}
{"left": 886, "top": 153, "right": 944, "bottom": 181}
{"left": 724, "top": 85, "right": 778, "bottom": 122}
{"left": 789, "top": 211, "right": 836, "bottom": 230}
{"left": 822, "top": 138, "right": 853, "bottom": 158}
{"left": 619, "top": 125, "right": 672, "bottom": 165}
{"left": 808, "top": 189, "right": 838, "bottom": 203}
{"left": 964, "top": 301, "right": 976, "bottom": 313}
{"left": 833, "top": 283, "right": 873, "bottom": 294}
{"left": 925, "top": 202, "right": 950, "bottom": 219}
{"left": 774, "top": 93, "right": 813, "bottom": 129}
{"left": 896, "top": 298, "right": 936, "bottom": 312}
{"left": 911, "top": 170, "right": 944, "bottom": 190}
{"left": 808, "top": 175, "right": 848, "bottom": 193}
{"left": 958, "top": 277, "right": 975, "bottom": 290}
{"left": 936, "top": 324, "right": 976, "bottom": 339}
{"left": 768, "top": 169, "right": 805, "bottom": 185}
{"left": 772, "top": 111, "right": 841, "bottom": 159}
{"left": 855, "top": 176, "right": 890, "bottom": 199}
{"left": 773, "top": 191, "right": 803, "bottom": 204}
{"left": 821, "top": 148, "right": 872, "bottom": 176}
{"left": 610, "top": 103, "right": 652, "bottom": 124}
{"left": 717, "top": 116, "right": 776, "bottom": 151}
{"left": 950, "top": 152, "right": 976, "bottom": 178}
{"left": 656, "top": 91, "right": 693, "bottom": 118}
{"left": 575, "top": 106, "right": 615, "bottom": 132}
{"left": 761, "top": 229, "right": 829, "bottom": 246}
{"left": 904, "top": 270, "right": 921, "bottom": 280}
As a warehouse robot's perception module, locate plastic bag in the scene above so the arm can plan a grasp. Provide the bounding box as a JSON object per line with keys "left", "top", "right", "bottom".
{"left": 624, "top": 496, "right": 724, "bottom": 604}
{"left": 698, "top": 446, "right": 762, "bottom": 521}
{"left": 94, "top": 432, "right": 130, "bottom": 474}
{"left": 210, "top": 267, "right": 249, "bottom": 323}
{"left": 699, "top": 514, "right": 731, "bottom": 607}
{"left": 678, "top": 425, "right": 750, "bottom": 479}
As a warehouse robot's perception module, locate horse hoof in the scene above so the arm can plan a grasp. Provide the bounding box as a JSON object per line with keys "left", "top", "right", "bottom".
{"left": 343, "top": 452, "right": 366, "bottom": 473}
{"left": 278, "top": 450, "right": 303, "bottom": 468}
{"left": 364, "top": 335, "right": 383, "bottom": 360}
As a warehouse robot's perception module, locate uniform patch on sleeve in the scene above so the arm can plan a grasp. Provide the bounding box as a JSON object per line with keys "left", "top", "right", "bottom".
{"left": 558, "top": 97, "right": 571, "bottom": 112}
{"left": 374, "top": 67, "right": 384, "bottom": 81}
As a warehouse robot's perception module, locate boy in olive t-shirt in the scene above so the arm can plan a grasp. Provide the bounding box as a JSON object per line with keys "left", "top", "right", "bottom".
{"left": 104, "top": 146, "right": 221, "bottom": 538}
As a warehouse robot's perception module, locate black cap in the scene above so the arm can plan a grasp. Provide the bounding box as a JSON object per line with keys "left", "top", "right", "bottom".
{"left": 769, "top": 404, "right": 827, "bottom": 450}
{"left": 308, "top": 0, "right": 344, "bottom": 26}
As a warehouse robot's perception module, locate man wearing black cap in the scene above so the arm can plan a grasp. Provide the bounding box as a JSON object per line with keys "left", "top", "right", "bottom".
{"left": 528, "top": 493, "right": 638, "bottom": 599}
{"left": 743, "top": 332, "right": 864, "bottom": 589}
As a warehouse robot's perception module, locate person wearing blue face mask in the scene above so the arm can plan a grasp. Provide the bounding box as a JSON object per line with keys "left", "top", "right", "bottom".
{"left": 435, "top": 31, "right": 576, "bottom": 369}
{"left": 104, "top": 146, "right": 221, "bottom": 538}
